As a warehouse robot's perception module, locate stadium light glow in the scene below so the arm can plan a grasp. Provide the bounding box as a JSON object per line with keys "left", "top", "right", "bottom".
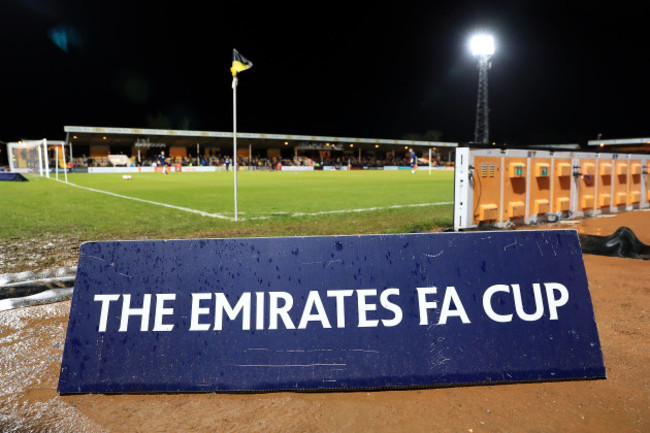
{"left": 469, "top": 32, "right": 495, "bottom": 145}
{"left": 470, "top": 34, "right": 495, "bottom": 56}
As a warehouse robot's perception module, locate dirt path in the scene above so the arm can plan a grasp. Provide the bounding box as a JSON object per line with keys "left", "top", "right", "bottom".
{"left": 1, "top": 211, "right": 648, "bottom": 432}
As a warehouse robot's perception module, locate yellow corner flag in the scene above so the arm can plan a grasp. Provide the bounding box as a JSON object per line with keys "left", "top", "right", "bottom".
{"left": 231, "top": 49, "right": 253, "bottom": 77}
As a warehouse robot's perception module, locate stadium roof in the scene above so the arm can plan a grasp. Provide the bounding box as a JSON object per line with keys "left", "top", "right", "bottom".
{"left": 64, "top": 126, "right": 458, "bottom": 151}
{"left": 587, "top": 137, "right": 650, "bottom": 153}
{"left": 526, "top": 143, "right": 581, "bottom": 150}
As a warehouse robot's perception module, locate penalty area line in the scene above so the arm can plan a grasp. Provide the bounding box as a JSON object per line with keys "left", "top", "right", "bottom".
{"left": 54, "top": 179, "right": 235, "bottom": 221}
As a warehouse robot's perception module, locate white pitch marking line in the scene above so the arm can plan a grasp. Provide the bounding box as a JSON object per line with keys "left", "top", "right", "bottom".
{"left": 243, "top": 201, "right": 454, "bottom": 221}
{"left": 53, "top": 178, "right": 451, "bottom": 222}
{"left": 55, "top": 179, "right": 235, "bottom": 221}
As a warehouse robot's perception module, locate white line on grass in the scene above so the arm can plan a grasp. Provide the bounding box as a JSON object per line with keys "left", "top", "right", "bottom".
{"left": 55, "top": 179, "right": 235, "bottom": 220}
{"left": 243, "top": 202, "right": 454, "bottom": 221}
{"left": 53, "top": 178, "right": 452, "bottom": 221}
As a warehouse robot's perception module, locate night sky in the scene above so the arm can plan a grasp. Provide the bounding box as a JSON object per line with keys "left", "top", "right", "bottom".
{"left": 2, "top": 1, "right": 649, "bottom": 146}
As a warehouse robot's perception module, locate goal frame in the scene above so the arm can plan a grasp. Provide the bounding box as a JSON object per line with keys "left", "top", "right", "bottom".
{"left": 7, "top": 139, "right": 49, "bottom": 177}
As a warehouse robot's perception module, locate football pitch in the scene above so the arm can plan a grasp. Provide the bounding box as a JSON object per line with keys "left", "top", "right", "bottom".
{"left": 0, "top": 170, "right": 454, "bottom": 241}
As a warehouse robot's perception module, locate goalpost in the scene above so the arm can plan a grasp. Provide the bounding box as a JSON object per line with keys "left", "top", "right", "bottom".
{"left": 7, "top": 139, "right": 50, "bottom": 177}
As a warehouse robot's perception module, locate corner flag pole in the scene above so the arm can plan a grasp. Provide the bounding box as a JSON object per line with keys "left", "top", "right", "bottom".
{"left": 232, "top": 76, "right": 239, "bottom": 222}
{"left": 230, "top": 48, "right": 253, "bottom": 223}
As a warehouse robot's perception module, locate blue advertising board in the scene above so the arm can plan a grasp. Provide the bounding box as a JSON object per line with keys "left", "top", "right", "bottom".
{"left": 58, "top": 230, "right": 605, "bottom": 394}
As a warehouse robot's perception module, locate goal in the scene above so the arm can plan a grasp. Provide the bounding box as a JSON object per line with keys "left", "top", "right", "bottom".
{"left": 7, "top": 139, "right": 49, "bottom": 176}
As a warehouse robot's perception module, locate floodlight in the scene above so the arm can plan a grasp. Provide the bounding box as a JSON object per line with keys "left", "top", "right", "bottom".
{"left": 469, "top": 33, "right": 495, "bottom": 144}
{"left": 470, "top": 34, "right": 495, "bottom": 56}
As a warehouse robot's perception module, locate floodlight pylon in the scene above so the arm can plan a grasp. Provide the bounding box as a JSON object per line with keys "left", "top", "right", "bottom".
{"left": 470, "top": 35, "right": 494, "bottom": 145}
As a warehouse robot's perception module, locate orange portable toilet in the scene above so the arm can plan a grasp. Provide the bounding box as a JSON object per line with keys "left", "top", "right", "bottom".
{"left": 471, "top": 156, "right": 502, "bottom": 224}
{"left": 613, "top": 158, "right": 629, "bottom": 209}
{"left": 628, "top": 158, "right": 643, "bottom": 207}
{"left": 552, "top": 156, "right": 572, "bottom": 214}
{"left": 529, "top": 158, "right": 551, "bottom": 217}
{"left": 502, "top": 157, "right": 527, "bottom": 221}
{"left": 577, "top": 157, "right": 596, "bottom": 213}
{"left": 597, "top": 157, "right": 613, "bottom": 211}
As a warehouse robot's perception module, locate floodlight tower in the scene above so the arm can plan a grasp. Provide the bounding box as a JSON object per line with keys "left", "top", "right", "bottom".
{"left": 470, "top": 34, "right": 495, "bottom": 145}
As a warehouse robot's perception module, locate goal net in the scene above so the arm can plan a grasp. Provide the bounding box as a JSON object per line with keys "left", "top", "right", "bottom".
{"left": 7, "top": 139, "right": 49, "bottom": 176}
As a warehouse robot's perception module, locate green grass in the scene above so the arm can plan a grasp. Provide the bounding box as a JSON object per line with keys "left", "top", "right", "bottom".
{"left": 0, "top": 170, "right": 454, "bottom": 241}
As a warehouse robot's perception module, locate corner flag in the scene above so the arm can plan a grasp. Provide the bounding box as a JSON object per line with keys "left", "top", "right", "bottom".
{"left": 231, "top": 49, "right": 252, "bottom": 222}
{"left": 231, "top": 49, "right": 253, "bottom": 77}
